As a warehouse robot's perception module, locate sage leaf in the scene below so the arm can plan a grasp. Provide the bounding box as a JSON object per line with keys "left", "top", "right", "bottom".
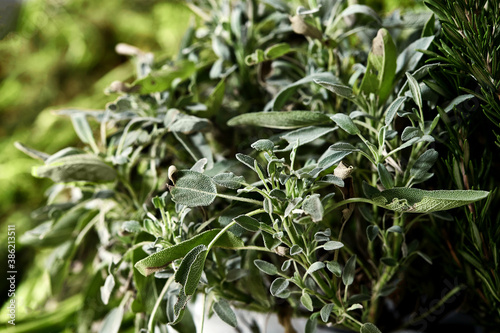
{"left": 280, "top": 126, "right": 337, "bottom": 150}
{"left": 254, "top": 259, "right": 278, "bottom": 275}
{"left": 323, "top": 241, "right": 344, "bottom": 251}
{"left": 302, "top": 194, "right": 324, "bottom": 222}
{"left": 343, "top": 255, "right": 357, "bottom": 286}
{"left": 314, "top": 80, "right": 354, "bottom": 99}
{"left": 410, "top": 149, "right": 438, "bottom": 180}
{"left": 213, "top": 299, "right": 238, "bottom": 328}
{"left": 270, "top": 278, "right": 290, "bottom": 298}
{"left": 98, "top": 307, "right": 123, "bottom": 333}
{"left": 300, "top": 293, "right": 314, "bottom": 311}
{"left": 330, "top": 114, "right": 360, "bottom": 135}
{"left": 271, "top": 72, "right": 338, "bottom": 110}
{"left": 366, "top": 225, "right": 379, "bottom": 242}
{"left": 377, "top": 163, "right": 394, "bottom": 189}
{"left": 360, "top": 322, "right": 382, "bottom": 333}
{"left": 290, "top": 244, "right": 303, "bottom": 255}
{"left": 132, "top": 61, "right": 196, "bottom": 94}
{"left": 307, "top": 262, "right": 325, "bottom": 275}
{"left": 327, "top": 261, "right": 342, "bottom": 277}
{"left": 134, "top": 229, "right": 243, "bottom": 276}
{"left": 368, "top": 187, "right": 489, "bottom": 213}
{"left": 32, "top": 154, "right": 116, "bottom": 183}
{"left": 234, "top": 215, "right": 260, "bottom": 232}
{"left": 169, "top": 170, "right": 217, "bottom": 207}
{"left": 251, "top": 139, "right": 274, "bottom": 151}
{"left": 320, "top": 303, "right": 334, "bottom": 322}
{"left": 264, "top": 42, "right": 292, "bottom": 59}
{"left": 14, "top": 142, "right": 49, "bottom": 161}
{"left": 100, "top": 274, "right": 115, "bottom": 305}
{"left": 228, "top": 111, "right": 331, "bottom": 129}
{"left": 406, "top": 72, "right": 422, "bottom": 110}
{"left": 385, "top": 96, "right": 406, "bottom": 125}
{"left": 212, "top": 173, "right": 246, "bottom": 189}
{"left": 175, "top": 245, "right": 208, "bottom": 295}
{"left": 71, "top": 114, "right": 97, "bottom": 147}
{"left": 359, "top": 28, "right": 397, "bottom": 104}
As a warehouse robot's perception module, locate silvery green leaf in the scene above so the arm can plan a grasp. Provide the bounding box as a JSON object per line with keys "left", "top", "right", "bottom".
{"left": 132, "top": 61, "right": 196, "bottom": 94}
{"left": 281, "top": 259, "right": 292, "bottom": 271}
{"left": 307, "top": 262, "right": 325, "bottom": 274}
{"left": 190, "top": 158, "right": 208, "bottom": 173}
{"left": 342, "top": 255, "right": 357, "bottom": 286}
{"left": 170, "top": 170, "right": 217, "bottom": 207}
{"left": 339, "top": 4, "right": 381, "bottom": 23}
{"left": 100, "top": 274, "right": 115, "bottom": 305}
{"left": 228, "top": 111, "right": 331, "bottom": 129}
{"left": 318, "top": 175, "right": 344, "bottom": 187}
{"left": 213, "top": 298, "right": 237, "bottom": 328}
{"left": 280, "top": 126, "right": 337, "bottom": 150}
{"left": 169, "top": 114, "right": 211, "bottom": 134}
{"left": 177, "top": 245, "right": 208, "bottom": 295}
{"left": 385, "top": 96, "right": 406, "bottom": 125}
{"left": 320, "top": 303, "right": 334, "bottom": 322}
{"left": 300, "top": 293, "right": 314, "bottom": 311}
{"left": 270, "top": 278, "right": 290, "bottom": 297}
{"left": 305, "top": 316, "right": 318, "bottom": 333}
{"left": 234, "top": 215, "right": 260, "bottom": 232}
{"left": 271, "top": 72, "right": 340, "bottom": 110}
{"left": 410, "top": 149, "right": 438, "bottom": 180}
{"left": 254, "top": 259, "right": 278, "bottom": 275}
{"left": 396, "top": 36, "right": 434, "bottom": 75}
{"left": 444, "top": 94, "right": 475, "bottom": 112}
{"left": 290, "top": 244, "right": 303, "bottom": 255}
{"left": 401, "top": 126, "right": 421, "bottom": 141}
{"left": 329, "top": 142, "right": 359, "bottom": 152}
{"left": 406, "top": 72, "right": 422, "bottom": 110}
{"left": 284, "top": 197, "right": 302, "bottom": 218}
{"left": 212, "top": 173, "right": 246, "bottom": 189}
{"left": 71, "top": 114, "right": 96, "bottom": 146}
{"left": 387, "top": 225, "right": 404, "bottom": 234}
{"left": 264, "top": 42, "right": 292, "bottom": 59}
{"left": 14, "top": 142, "right": 49, "bottom": 161}
{"left": 251, "top": 139, "right": 275, "bottom": 151}
{"left": 135, "top": 229, "right": 243, "bottom": 276}
{"left": 330, "top": 113, "right": 360, "bottom": 135}
{"left": 32, "top": 154, "right": 116, "bottom": 183}
{"left": 360, "top": 323, "right": 382, "bottom": 333}
{"left": 98, "top": 307, "right": 123, "bottom": 333}
{"left": 323, "top": 241, "right": 344, "bottom": 251}
{"left": 302, "top": 194, "right": 324, "bottom": 222}
{"left": 318, "top": 149, "right": 352, "bottom": 171}
{"left": 368, "top": 187, "right": 489, "bottom": 213}
{"left": 346, "top": 303, "right": 363, "bottom": 311}
{"left": 366, "top": 225, "right": 379, "bottom": 241}
{"left": 269, "top": 189, "right": 287, "bottom": 201}
{"left": 122, "top": 221, "right": 142, "bottom": 233}
{"left": 377, "top": 163, "right": 394, "bottom": 189}
{"left": 314, "top": 79, "right": 354, "bottom": 99}
{"left": 327, "top": 261, "right": 342, "bottom": 277}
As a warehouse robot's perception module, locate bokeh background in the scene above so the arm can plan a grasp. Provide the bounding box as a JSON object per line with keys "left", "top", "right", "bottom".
{"left": 0, "top": 0, "right": 422, "bottom": 331}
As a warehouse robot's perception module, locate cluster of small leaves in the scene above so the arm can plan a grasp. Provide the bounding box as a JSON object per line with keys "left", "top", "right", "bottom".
{"left": 15, "top": 1, "right": 494, "bottom": 333}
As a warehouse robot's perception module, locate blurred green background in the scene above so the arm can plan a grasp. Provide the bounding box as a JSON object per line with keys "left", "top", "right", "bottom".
{"left": 0, "top": 0, "right": 422, "bottom": 330}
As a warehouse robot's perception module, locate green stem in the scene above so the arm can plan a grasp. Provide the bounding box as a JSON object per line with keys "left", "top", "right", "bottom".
{"left": 216, "top": 193, "right": 263, "bottom": 206}
{"left": 207, "top": 221, "right": 237, "bottom": 251}
{"left": 148, "top": 275, "right": 175, "bottom": 333}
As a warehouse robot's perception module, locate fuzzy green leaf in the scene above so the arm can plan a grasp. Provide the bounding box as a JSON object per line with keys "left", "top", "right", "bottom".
{"left": 330, "top": 114, "right": 360, "bottom": 135}
{"left": 302, "top": 194, "right": 324, "bottom": 222}
{"left": 270, "top": 278, "right": 290, "bottom": 298}
{"left": 406, "top": 72, "right": 422, "bottom": 110}
{"left": 254, "top": 260, "right": 278, "bottom": 275}
{"left": 385, "top": 96, "right": 406, "bottom": 125}
{"left": 360, "top": 323, "right": 382, "bottom": 333}
{"left": 301, "top": 293, "right": 314, "bottom": 311}
{"left": 314, "top": 80, "right": 354, "bottom": 99}
{"left": 132, "top": 61, "right": 196, "bottom": 94}
{"left": 377, "top": 163, "right": 394, "bottom": 189}
{"left": 320, "top": 303, "right": 334, "bottom": 322}
{"left": 323, "top": 241, "right": 344, "bottom": 251}
{"left": 228, "top": 111, "right": 331, "bottom": 129}
{"left": 327, "top": 261, "right": 342, "bottom": 277}
{"left": 170, "top": 170, "right": 217, "bottom": 207}
{"left": 343, "top": 255, "right": 357, "bottom": 286}
{"left": 32, "top": 154, "right": 116, "bottom": 183}
{"left": 234, "top": 215, "right": 260, "bottom": 232}
{"left": 175, "top": 245, "right": 208, "bottom": 295}
{"left": 134, "top": 230, "right": 243, "bottom": 276}
{"left": 368, "top": 187, "right": 489, "bottom": 213}
{"left": 212, "top": 173, "right": 246, "bottom": 189}
{"left": 213, "top": 299, "right": 238, "bottom": 328}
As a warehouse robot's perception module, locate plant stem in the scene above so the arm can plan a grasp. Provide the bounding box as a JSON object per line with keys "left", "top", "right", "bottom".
{"left": 148, "top": 275, "right": 175, "bottom": 333}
